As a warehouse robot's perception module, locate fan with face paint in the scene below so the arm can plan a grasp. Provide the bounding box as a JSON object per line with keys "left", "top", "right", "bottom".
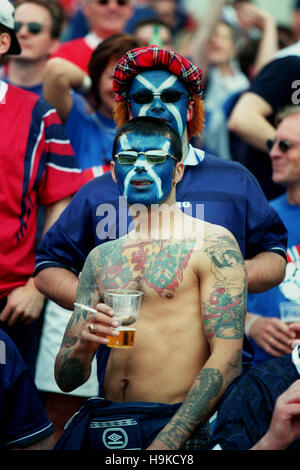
{"left": 112, "top": 131, "right": 179, "bottom": 206}
{"left": 129, "top": 70, "right": 190, "bottom": 138}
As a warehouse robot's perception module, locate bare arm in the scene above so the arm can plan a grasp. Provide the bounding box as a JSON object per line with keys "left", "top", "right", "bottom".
{"left": 43, "top": 196, "right": 72, "bottom": 235}
{"left": 190, "top": 0, "right": 227, "bottom": 77}
{"left": 245, "top": 251, "right": 286, "bottom": 293}
{"left": 234, "top": 1, "right": 278, "bottom": 77}
{"left": 43, "top": 58, "right": 91, "bottom": 123}
{"left": 54, "top": 248, "right": 119, "bottom": 392}
{"left": 148, "top": 232, "right": 247, "bottom": 450}
{"left": 34, "top": 267, "right": 79, "bottom": 311}
{"left": 228, "top": 91, "right": 275, "bottom": 152}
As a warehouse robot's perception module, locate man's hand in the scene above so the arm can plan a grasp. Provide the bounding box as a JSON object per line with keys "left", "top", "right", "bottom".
{"left": 55, "top": 302, "right": 119, "bottom": 393}
{"left": 252, "top": 380, "right": 300, "bottom": 450}
{"left": 0, "top": 277, "right": 45, "bottom": 326}
{"left": 247, "top": 314, "right": 295, "bottom": 357}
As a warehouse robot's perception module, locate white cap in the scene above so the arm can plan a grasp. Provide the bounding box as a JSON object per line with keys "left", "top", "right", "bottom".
{"left": 0, "top": 0, "right": 21, "bottom": 54}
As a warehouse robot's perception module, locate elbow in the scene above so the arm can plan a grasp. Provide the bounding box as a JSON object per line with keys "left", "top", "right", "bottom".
{"left": 34, "top": 271, "right": 48, "bottom": 297}
{"left": 228, "top": 111, "right": 242, "bottom": 135}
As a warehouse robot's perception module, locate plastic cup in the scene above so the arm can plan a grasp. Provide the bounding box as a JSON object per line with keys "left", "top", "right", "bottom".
{"left": 104, "top": 289, "right": 143, "bottom": 349}
{"left": 280, "top": 302, "right": 300, "bottom": 338}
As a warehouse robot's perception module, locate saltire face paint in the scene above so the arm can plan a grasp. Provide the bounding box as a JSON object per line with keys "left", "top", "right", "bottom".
{"left": 113, "top": 131, "right": 176, "bottom": 206}
{"left": 129, "top": 70, "right": 189, "bottom": 137}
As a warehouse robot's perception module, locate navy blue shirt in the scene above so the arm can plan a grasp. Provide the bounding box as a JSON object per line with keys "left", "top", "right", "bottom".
{"left": 0, "top": 330, "right": 54, "bottom": 448}
{"left": 208, "top": 354, "right": 300, "bottom": 450}
{"left": 34, "top": 146, "right": 287, "bottom": 277}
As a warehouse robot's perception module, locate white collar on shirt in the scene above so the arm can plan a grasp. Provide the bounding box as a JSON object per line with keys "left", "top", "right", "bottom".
{"left": 0, "top": 80, "right": 8, "bottom": 103}
{"left": 292, "top": 344, "right": 300, "bottom": 376}
{"left": 183, "top": 144, "right": 205, "bottom": 166}
{"left": 84, "top": 32, "right": 102, "bottom": 49}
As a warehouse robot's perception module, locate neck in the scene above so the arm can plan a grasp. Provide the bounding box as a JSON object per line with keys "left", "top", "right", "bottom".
{"left": 216, "top": 62, "right": 234, "bottom": 76}
{"left": 8, "top": 58, "right": 47, "bottom": 87}
{"left": 286, "top": 184, "right": 300, "bottom": 205}
{"left": 98, "top": 103, "right": 114, "bottom": 120}
{"left": 128, "top": 192, "right": 183, "bottom": 240}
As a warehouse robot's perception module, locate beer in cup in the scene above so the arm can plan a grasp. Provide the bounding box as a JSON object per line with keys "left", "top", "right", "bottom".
{"left": 280, "top": 302, "right": 300, "bottom": 338}
{"left": 104, "top": 289, "right": 143, "bottom": 349}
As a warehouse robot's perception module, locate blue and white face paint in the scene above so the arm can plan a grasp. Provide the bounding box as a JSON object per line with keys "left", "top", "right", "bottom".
{"left": 129, "top": 70, "right": 189, "bottom": 137}
{"left": 114, "top": 131, "right": 177, "bottom": 206}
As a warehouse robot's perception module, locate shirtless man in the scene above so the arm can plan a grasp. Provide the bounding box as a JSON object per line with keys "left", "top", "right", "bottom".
{"left": 55, "top": 117, "right": 247, "bottom": 450}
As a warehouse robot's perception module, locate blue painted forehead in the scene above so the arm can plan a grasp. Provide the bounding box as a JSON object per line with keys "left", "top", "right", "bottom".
{"left": 129, "top": 70, "right": 188, "bottom": 93}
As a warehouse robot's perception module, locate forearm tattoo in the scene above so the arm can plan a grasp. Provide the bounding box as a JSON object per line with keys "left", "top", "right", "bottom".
{"left": 157, "top": 368, "right": 223, "bottom": 449}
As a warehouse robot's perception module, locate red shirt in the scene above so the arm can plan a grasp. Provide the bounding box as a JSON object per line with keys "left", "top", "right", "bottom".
{"left": 0, "top": 82, "right": 85, "bottom": 297}
{"left": 51, "top": 33, "right": 102, "bottom": 73}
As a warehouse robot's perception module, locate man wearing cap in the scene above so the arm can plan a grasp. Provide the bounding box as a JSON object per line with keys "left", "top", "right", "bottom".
{"left": 0, "top": 0, "right": 84, "bottom": 376}
{"left": 35, "top": 45, "right": 287, "bottom": 312}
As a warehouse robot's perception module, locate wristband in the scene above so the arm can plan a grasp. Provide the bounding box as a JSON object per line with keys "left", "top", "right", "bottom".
{"left": 245, "top": 315, "right": 259, "bottom": 337}
{"left": 78, "top": 74, "right": 92, "bottom": 94}
{"left": 292, "top": 344, "right": 300, "bottom": 375}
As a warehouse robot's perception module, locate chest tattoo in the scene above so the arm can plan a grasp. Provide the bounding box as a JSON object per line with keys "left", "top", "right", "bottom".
{"left": 99, "top": 239, "right": 195, "bottom": 296}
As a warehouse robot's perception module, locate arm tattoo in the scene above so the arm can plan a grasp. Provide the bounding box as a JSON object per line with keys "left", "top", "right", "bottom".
{"left": 203, "top": 235, "right": 247, "bottom": 340}
{"left": 157, "top": 368, "right": 223, "bottom": 449}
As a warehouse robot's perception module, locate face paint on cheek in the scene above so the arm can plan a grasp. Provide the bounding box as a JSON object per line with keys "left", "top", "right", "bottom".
{"left": 115, "top": 133, "right": 175, "bottom": 205}
{"left": 123, "top": 161, "right": 163, "bottom": 203}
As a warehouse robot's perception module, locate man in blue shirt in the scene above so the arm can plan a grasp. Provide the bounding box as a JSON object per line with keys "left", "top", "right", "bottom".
{"left": 34, "top": 46, "right": 287, "bottom": 312}
{"left": 244, "top": 107, "right": 300, "bottom": 365}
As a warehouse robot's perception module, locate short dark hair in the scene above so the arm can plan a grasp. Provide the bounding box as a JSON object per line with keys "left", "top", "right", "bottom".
{"left": 112, "top": 116, "right": 182, "bottom": 162}
{"left": 15, "top": 0, "right": 65, "bottom": 38}
{"left": 132, "top": 17, "right": 172, "bottom": 35}
{"left": 88, "top": 33, "right": 141, "bottom": 108}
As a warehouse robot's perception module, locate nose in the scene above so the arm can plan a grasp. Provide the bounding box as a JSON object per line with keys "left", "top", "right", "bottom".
{"left": 134, "top": 156, "right": 147, "bottom": 172}
{"left": 150, "top": 95, "right": 165, "bottom": 113}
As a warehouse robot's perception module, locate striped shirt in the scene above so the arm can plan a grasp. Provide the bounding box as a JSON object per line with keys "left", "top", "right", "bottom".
{"left": 0, "top": 81, "right": 84, "bottom": 297}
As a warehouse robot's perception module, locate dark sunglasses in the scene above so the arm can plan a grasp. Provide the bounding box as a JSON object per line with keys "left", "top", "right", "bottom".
{"left": 96, "top": 0, "right": 129, "bottom": 5}
{"left": 266, "top": 139, "right": 297, "bottom": 153}
{"left": 129, "top": 90, "right": 188, "bottom": 105}
{"left": 15, "top": 21, "right": 44, "bottom": 34}
{"left": 114, "top": 150, "right": 178, "bottom": 165}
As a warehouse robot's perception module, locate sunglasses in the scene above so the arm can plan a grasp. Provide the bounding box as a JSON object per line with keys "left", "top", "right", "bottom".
{"left": 96, "top": 0, "right": 129, "bottom": 5}
{"left": 15, "top": 21, "right": 44, "bottom": 34}
{"left": 266, "top": 138, "right": 300, "bottom": 153}
{"left": 129, "top": 90, "right": 188, "bottom": 105}
{"left": 115, "top": 150, "right": 178, "bottom": 165}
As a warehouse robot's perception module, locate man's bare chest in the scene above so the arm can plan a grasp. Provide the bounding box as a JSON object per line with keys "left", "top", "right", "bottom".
{"left": 99, "top": 239, "right": 197, "bottom": 297}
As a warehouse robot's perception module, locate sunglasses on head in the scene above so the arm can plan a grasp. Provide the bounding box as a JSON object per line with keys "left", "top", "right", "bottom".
{"left": 129, "top": 90, "right": 188, "bottom": 105}
{"left": 15, "top": 21, "right": 44, "bottom": 34}
{"left": 96, "top": 0, "right": 129, "bottom": 5}
{"left": 114, "top": 150, "right": 178, "bottom": 165}
{"left": 266, "top": 139, "right": 297, "bottom": 153}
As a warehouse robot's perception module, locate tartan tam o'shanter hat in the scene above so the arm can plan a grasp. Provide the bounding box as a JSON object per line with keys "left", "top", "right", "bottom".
{"left": 113, "top": 46, "right": 203, "bottom": 102}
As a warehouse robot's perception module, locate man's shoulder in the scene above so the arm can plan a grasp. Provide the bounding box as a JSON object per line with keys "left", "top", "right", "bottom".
{"left": 72, "top": 171, "right": 118, "bottom": 201}
{"left": 6, "top": 83, "right": 54, "bottom": 116}
{"left": 186, "top": 150, "right": 253, "bottom": 178}
{"left": 6, "top": 82, "right": 39, "bottom": 106}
